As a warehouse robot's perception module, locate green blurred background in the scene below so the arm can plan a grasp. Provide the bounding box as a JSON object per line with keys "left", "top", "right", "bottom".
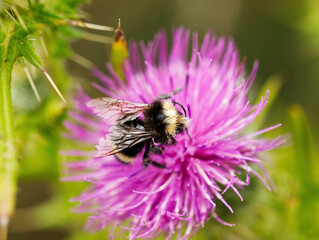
{"left": 7, "top": 0, "right": 319, "bottom": 239}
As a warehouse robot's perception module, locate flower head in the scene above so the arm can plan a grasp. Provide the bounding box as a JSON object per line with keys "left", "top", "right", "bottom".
{"left": 64, "top": 28, "right": 283, "bottom": 239}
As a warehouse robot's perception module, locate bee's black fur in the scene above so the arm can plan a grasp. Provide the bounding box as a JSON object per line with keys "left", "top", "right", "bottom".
{"left": 176, "top": 123, "right": 185, "bottom": 134}
{"left": 144, "top": 100, "right": 169, "bottom": 144}
{"left": 120, "top": 141, "right": 145, "bottom": 158}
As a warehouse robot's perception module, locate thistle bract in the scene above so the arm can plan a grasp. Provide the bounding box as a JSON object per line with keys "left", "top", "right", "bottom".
{"left": 64, "top": 28, "right": 283, "bottom": 239}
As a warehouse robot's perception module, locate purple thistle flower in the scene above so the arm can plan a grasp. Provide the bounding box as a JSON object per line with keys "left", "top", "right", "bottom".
{"left": 63, "top": 28, "right": 283, "bottom": 239}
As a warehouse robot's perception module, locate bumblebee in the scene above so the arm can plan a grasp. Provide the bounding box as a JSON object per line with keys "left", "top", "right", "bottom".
{"left": 87, "top": 97, "right": 190, "bottom": 168}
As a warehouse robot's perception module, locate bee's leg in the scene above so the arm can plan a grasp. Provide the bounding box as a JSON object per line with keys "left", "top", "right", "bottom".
{"left": 150, "top": 142, "right": 163, "bottom": 154}
{"left": 157, "top": 87, "right": 184, "bottom": 100}
{"left": 143, "top": 142, "right": 166, "bottom": 169}
{"left": 171, "top": 138, "right": 177, "bottom": 145}
{"left": 150, "top": 161, "right": 166, "bottom": 169}
{"left": 142, "top": 142, "right": 151, "bottom": 168}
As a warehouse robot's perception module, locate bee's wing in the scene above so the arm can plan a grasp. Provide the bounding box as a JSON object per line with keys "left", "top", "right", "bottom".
{"left": 87, "top": 97, "right": 147, "bottom": 124}
{"left": 96, "top": 125, "right": 153, "bottom": 157}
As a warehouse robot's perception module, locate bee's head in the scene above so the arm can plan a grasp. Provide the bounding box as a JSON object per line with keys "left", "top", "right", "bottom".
{"left": 145, "top": 100, "right": 192, "bottom": 143}
{"left": 176, "top": 115, "right": 190, "bottom": 134}
{"left": 162, "top": 101, "right": 191, "bottom": 139}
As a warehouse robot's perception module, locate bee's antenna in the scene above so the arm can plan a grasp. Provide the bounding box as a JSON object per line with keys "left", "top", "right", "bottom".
{"left": 185, "top": 128, "right": 193, "bottom": 143}
{"left": 172, "top": 101, "right": 193, "bottom": 143}
{"left": 172, "top": 101, "right": 187, "bottom": 117}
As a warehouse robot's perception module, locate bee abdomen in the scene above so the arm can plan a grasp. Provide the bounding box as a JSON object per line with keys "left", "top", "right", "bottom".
{"left": 115, "top": 141, "right": 145, "bottom": 164}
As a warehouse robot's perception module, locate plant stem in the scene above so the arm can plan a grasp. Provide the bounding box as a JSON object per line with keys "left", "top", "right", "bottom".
{"left": 0, "top": 22, "right": 18, "bottom": 240}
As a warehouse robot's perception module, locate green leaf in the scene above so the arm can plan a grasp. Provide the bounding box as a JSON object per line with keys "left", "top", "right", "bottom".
{"left": 29, "top": 1, "right": 65, "bottom": 25}
{"left": 288, "top": 104, "right": 316, "bottom": 185}
{"left": 17, "top": 37, "right": 43, "bottom": 69}
{"left": 287, "top": 104, "right": 319, "bottom": 237}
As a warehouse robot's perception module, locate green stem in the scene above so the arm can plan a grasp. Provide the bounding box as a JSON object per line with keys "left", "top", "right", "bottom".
{"left": 0, "top": 22, "right": 18, "bottom": 240}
